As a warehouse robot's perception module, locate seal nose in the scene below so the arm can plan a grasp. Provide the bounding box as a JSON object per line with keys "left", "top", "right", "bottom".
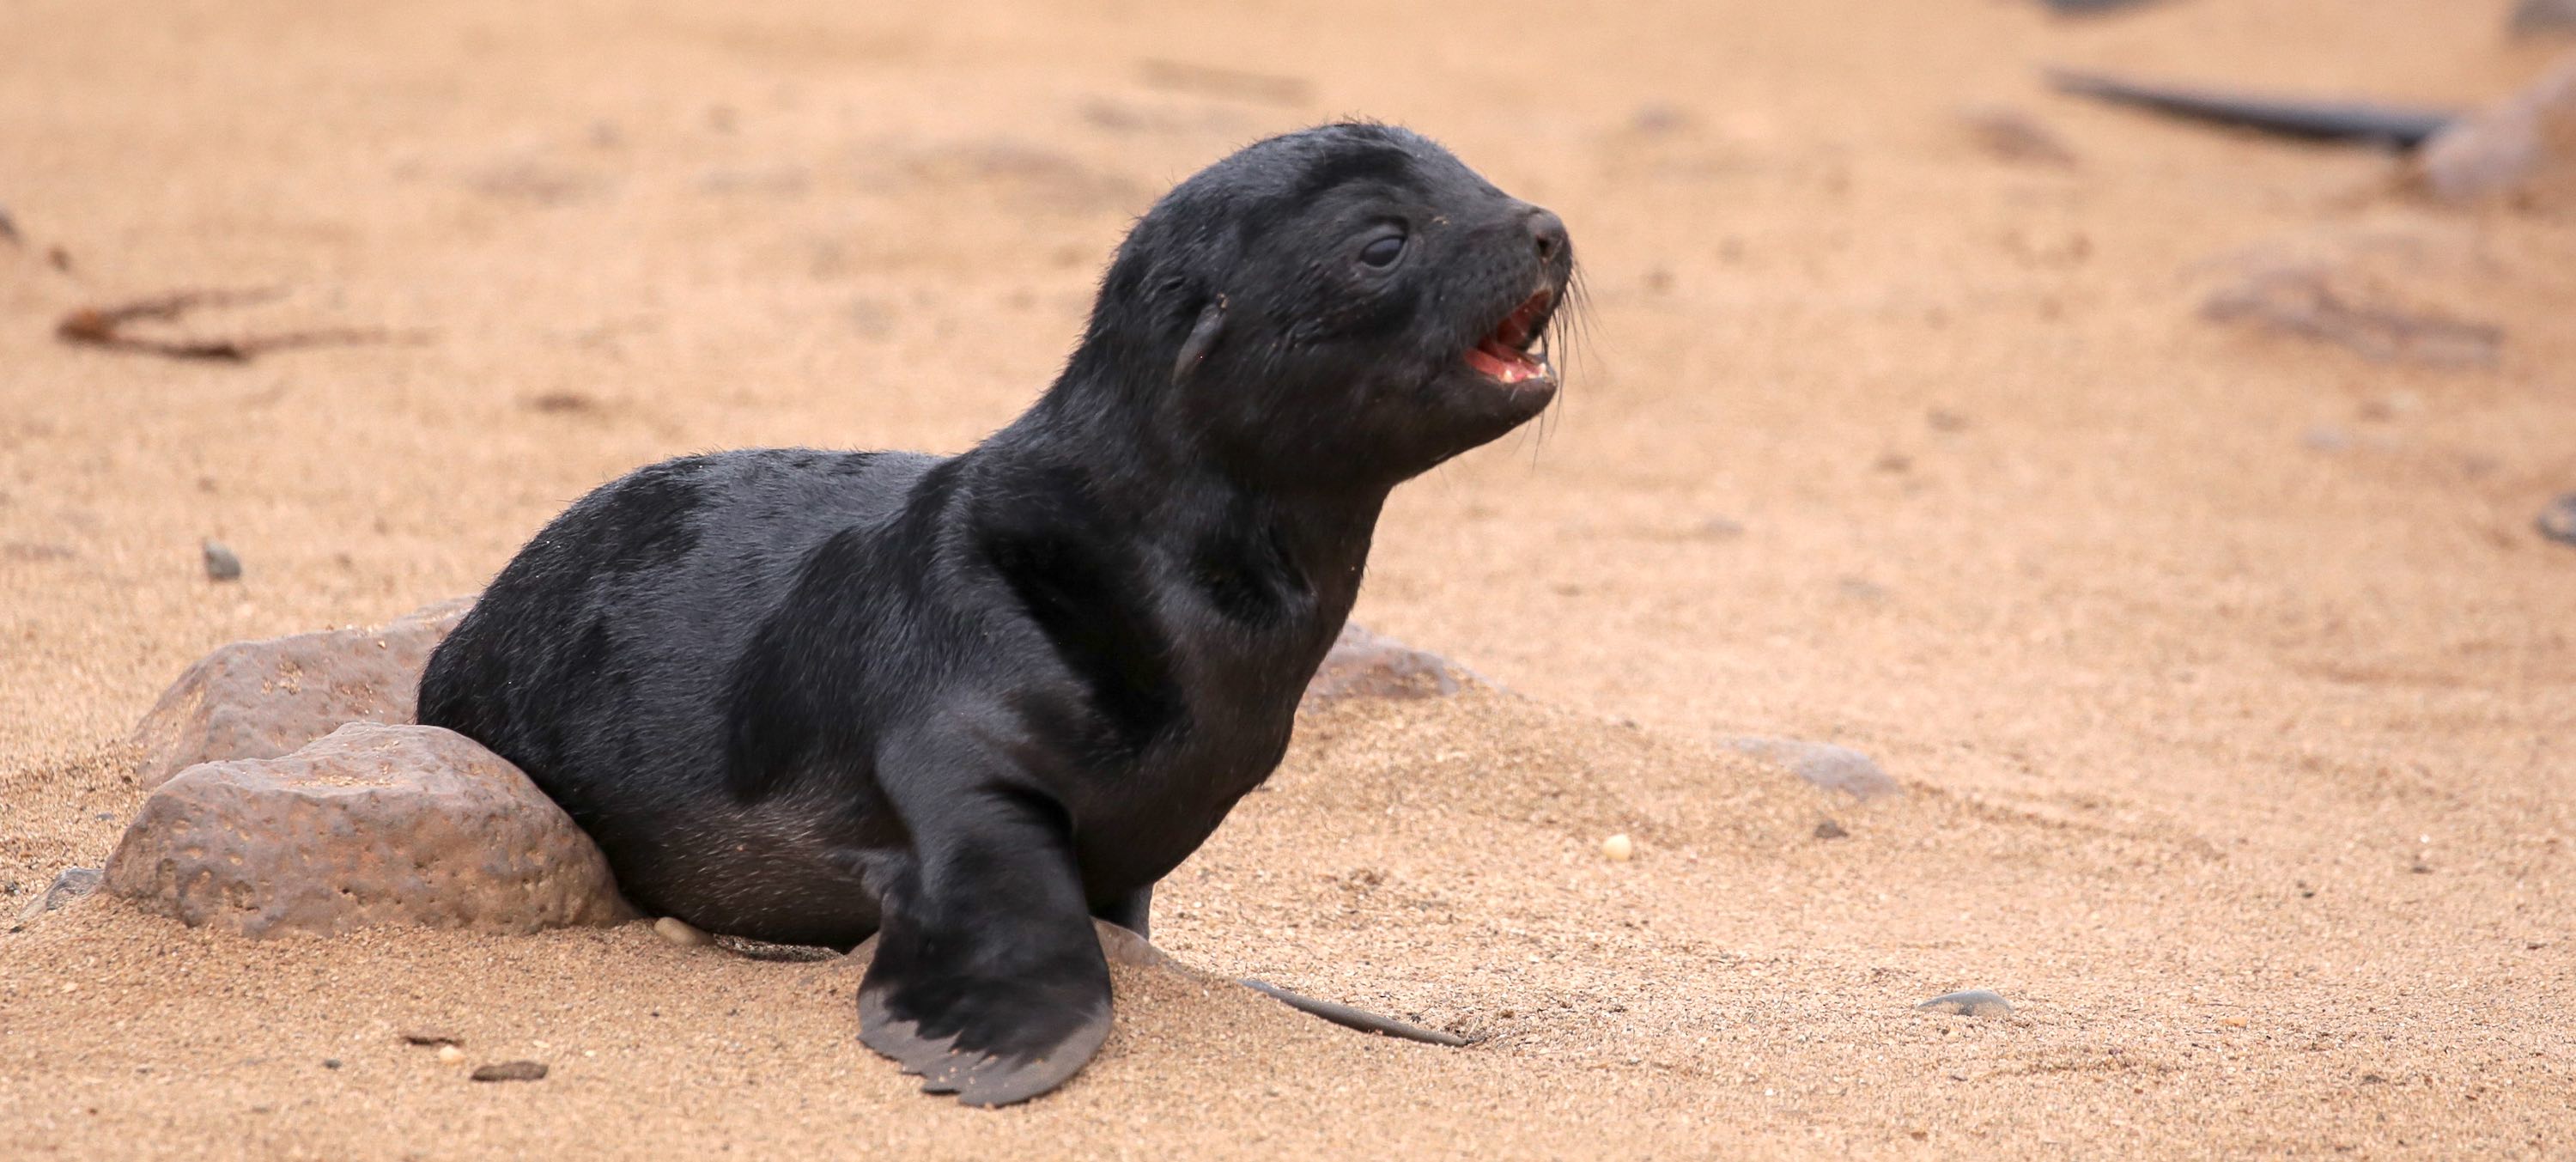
{"left": 1525, "top": 207, "right": 1568, "bottom": 264}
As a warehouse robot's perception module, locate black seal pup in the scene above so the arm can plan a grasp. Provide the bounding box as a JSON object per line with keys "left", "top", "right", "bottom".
{"left": 418, "top": 122, "right": 1572, "bottom": 1105}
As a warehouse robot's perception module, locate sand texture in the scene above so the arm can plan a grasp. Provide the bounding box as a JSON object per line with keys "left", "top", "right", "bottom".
{"left": 4, "top": 0, "right": 2573, "bottom": 1157}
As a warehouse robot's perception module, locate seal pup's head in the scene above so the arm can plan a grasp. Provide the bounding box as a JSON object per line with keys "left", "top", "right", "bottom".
{"left": 1055, "top": 123, "right": 1573, "bottom": 487}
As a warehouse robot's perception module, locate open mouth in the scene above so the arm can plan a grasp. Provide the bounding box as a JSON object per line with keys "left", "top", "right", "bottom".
{"left": 1462, "top": 289, "right": 1555, "bottom": 386}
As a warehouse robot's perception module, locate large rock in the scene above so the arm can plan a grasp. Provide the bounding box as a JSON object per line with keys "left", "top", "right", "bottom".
{"left": 2416, "top": 53, "right": 2576, "bottom": 208}
{"left": 105, "top": 722, "right": 634, "bottom": 937}
{"left": 1303, "top": 624, "right": 1467, "bottom": 703}
{"left": 131, "top": 597, "right": 473, "bottom": 788}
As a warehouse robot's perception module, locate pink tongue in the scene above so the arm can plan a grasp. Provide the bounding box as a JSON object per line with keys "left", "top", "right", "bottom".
{"left": 1466, "top": 344, "right": 1538, "bottom": 383}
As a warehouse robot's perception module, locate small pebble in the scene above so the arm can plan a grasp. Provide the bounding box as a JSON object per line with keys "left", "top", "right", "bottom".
{"left": 1600, "top": 834, "right": 1634, "bottom": 862}
{"left": 323, "top": 1058, "right": 342, "bottom": 1070}
{"left": 2219, "top": 1015, "right": 2249, "bottom": 1029}
{"left": 2537, "top": 492, "right": 2576, "bottom": 548}
{"left": 400, "top": 1031, "right": 464, "bottom": 1048}
{"left": 1917, "top": 989, "right": 2014, "bottom": 1018}
{"left": 1814, "top": 819, "right": 1850, "bottom": 840}
{"left": 655, "top": 916, "right": 714, "bottom": 946}
{"left": 471, "top": 1060, "right": 549, "bottom": 1083}
{"left": 436, "top": 1045, "right": 465, "bottom": 1064}
{"left": 202, "top": 540, "right": 242, "bottom": 581}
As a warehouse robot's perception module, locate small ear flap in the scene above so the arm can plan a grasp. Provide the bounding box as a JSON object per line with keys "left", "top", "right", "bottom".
{"left": 1171, "top": 297, "right": 1227, "bottom": 385}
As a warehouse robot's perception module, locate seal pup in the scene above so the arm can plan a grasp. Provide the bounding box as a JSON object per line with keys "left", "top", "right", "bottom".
{"left": 418, "top": 122, "right": 1572, "bottom": 1105}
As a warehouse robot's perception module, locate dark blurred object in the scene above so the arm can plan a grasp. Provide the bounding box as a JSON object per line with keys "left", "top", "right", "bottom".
{"left": 2049, "top": 69, "right": 2458, "bottom": 147}
{"left": 2513, "top": 0, "right": 2576, "bottom": 37}
{"left": 2415, "top": 53, "right": 2576, "bottom": 207}
{"left": 1960, "top": 106, "right": 2079, "bottom": 166}
{"left": 0, "top": 206, "right": 19, "bottom": 247}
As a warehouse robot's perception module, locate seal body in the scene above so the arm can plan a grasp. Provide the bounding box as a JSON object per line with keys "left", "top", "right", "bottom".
{"left": 419, "top": 122, "right": 1572, "bottom": 1105}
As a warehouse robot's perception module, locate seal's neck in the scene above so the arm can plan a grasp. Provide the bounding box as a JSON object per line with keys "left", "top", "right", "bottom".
{"left": 975, "top": 361, "right": 1392, "bottom": 626}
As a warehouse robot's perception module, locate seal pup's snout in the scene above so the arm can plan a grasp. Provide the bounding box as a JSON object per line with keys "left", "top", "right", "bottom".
{"left": 1461, "top": 201, "right": 1571, "bottom": 393}
{"left": 1524, "top": 206, "right": 1569, "bottom": 264}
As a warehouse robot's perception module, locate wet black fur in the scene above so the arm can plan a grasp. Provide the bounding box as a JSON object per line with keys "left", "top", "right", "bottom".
{"left": 417, "top": 122, "right": 1572, "bottom": 1104}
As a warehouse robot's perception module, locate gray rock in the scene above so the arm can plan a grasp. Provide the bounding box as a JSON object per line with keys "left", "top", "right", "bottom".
{"left": 2417, "top": 54, "right": 2576, "bottom": 207}
{"left": 1723, "top": 737, "right": 1901, "bottom": 800}
{"left": 9, "top": 867, "right": 101, "bottom": 931}
{"left": 1303, "top": 624, "right": 1465, "bottom": 703}
{"left": 202, "top": 540, "right": 241, "bottom": 581}
{"left": 104, "top": 722, "right": 635, "bottom": 937}
{"left": 2513, "top": 0, "right": 2576, "bottom": 36}
{"left": 470, "top": 1061, "right": 548, "bottom": 1082}
{"left": 2540, "top": 492, "right": 2576, "bottom": 547}
{"left": 1917, "top": 989, "right": 2014, "bottom": 1018}
{"left": 131, "top": 597, "right": 474, "bottom": 788}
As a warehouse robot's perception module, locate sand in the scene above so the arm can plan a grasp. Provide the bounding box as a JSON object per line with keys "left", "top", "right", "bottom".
{"left": 4, "top": 0, "right": 2573, "bottom": 1156}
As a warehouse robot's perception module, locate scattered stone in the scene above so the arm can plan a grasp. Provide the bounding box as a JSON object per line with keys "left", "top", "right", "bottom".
{"left": 1917, "top": 989, "right": 2014, "bottom": 1018}
{"left": 2512, "top": 0, "right": 2576, "bottom": 37}
{"left": 202, "top": 540, "right": 242, "bottom": 582}
{"left": 471, "top": 1061, "right": 548, "bottom": 1083}
{"left": 1959, "top": 106, "right": 2077, "bottom": 167}
{"left": 1601, "top": 833, "right": 1635, "bottom": 862}
{"left": 2539, "top": 492, "right": 2576, "bottom": 546}
{"left": 1303, "top": 624, "right": 1465, "bottom": 703}
{"left": 105, "top": 722, "right": 635, "bottom": 938}
{"left": 526, "top": 390, "right": 598, "bottom": 414}
{"left": 1814, "top": 819, "right": 1850, "bottom": 840}
{"left": 130, "top": 597, "right": 474, "bottom": 788}
{"left": 2416, "top": 54, "right": 2576, "bottom": 208}
{"left": 400, "top": 1031, "right": 464, "bottom": 1048}
{"left": 323, "top": 1058, "right": 343, "bottom": 1070}
{"left": 654, "top": 916, "right": 714, "bottom": 947}
{"left": 9, "top": 867, "right": 101, "bottom": 931}
{"left": 2202, "top": 266, "right": 2502, "bottom": 368}
{"left": 437, "top": 1045, "right": 466, "bottom": 1064}
{"left": 1722, "top": 737, "right": 1902, "bottom": 800}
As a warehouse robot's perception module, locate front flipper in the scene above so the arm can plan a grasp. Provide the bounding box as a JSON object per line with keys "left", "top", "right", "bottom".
{"left": 857, "top": 776, "right": 1111, "bottom": 1106}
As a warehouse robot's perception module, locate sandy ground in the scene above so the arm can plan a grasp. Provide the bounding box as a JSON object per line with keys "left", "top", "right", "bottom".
{"left": 5, "top": 0, "right": 2574, "bottom": 1156}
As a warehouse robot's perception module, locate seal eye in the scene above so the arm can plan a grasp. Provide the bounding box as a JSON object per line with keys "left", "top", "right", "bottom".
{"left": 1358, "top": 233, "right": 1406, "bottom": 269}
